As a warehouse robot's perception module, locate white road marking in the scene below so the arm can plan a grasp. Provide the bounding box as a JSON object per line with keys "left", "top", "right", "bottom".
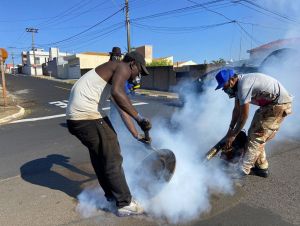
{"left": 49, "top": 100, "right": 68, "bottom": 108}
{"left": 12, "top": 102, "right": 149, "bottom": 124}
{"left": 11, "top": 114, "right": 66, "bottom": 123}
{"left": 54, "top": 86, "right": 71, "bottom": 91}
{"left": 0, "top": 175, "right": 21, "bottom": 183}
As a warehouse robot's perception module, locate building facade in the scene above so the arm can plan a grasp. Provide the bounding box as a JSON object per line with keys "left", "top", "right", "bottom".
{"left": 22, "top": 47, "right": 70, "bottom": 76}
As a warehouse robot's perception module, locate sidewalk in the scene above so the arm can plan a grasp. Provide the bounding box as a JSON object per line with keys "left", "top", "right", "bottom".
{"left": 0, "top": 85, "right": 25, "bottom": 125}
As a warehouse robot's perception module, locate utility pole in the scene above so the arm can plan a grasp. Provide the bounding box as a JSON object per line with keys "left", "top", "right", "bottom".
{"left": 125, "top": 0, "right": 131, "bottom": 52}
{"left": 0, "top": 48, "right": 8, "bottom": 106}
{"left": 8, "top": 47, "right": 16, "bottom": 76}
{"left": 26, "top": 27, "right": 38, "bottom": 76}
{"left": 239, "top": 34, "right": 242, "bottom": 61}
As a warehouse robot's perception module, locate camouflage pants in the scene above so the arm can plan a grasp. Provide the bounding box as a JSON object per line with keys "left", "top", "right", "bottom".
{"left": 241, "top": 102, "right": 292, "bottom": 174}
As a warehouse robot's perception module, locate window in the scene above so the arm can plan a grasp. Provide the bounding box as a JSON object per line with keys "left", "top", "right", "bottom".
{"left": 35, "top": 57, "right": 40, "bottom": 65}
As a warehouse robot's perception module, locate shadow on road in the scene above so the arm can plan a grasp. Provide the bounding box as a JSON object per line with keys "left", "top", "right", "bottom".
{"left": 20, "top": 154, "right": 95, "bottom": 198}
{"left": 59, "top": 122, "right": 68, "bottom": 128}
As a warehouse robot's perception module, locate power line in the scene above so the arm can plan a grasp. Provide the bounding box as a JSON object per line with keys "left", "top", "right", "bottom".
{"left": 238, "top": 21, "right": 290, "bottom": 31}
{"left": 238, "top": 0, "right": 300, "bottom": 24}
{"left": 49, "top": 22, "right": 124, "bottom": 49}
{"left": 186, "top": 0, "right": 232, "bottom": 21}
{"left": 132, "top": 21, "right": 234, "bottom": 33}
{"left": 131, "top": 0, "right": 229, "bottom": 22}
{"left": 186, "top": 0, "right": 261, "bottom": 45}
{"left": 39, "top": 0, "right": 112, "bottom": 29}
{"left": 38, "top": 7, "right": 125, "bottom": 46}
{"left": 70, "top": 24, "right": 125, "bottom": 51}
{"left": 36, "top": 0, "right": 94, "bottom": 28}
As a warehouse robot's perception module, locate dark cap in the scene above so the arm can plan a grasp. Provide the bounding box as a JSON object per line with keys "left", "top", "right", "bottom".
{"left": 125, "top": 51, "right": 150, "bottom": 76}
{"left": 110, "top": 46, "right": 122, "bottom": 56}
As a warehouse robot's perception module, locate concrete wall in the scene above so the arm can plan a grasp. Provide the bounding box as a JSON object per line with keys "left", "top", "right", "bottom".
{"left": 140, "top": 64, "right": 222, "bottom": 92}
{"left": 46, "top": 59, "right": 58, "bottom": 77}
{"left": 140, "top": 66, "right": 176, "bottom": 92}
{"left": 57, "top": 58, "right": 69, "bottom": 79}
{"left": 67, "top": 57, "right": 81, "bottom": 79}
{"left": 22, "top": 65, "right": 43, "bottom": 75}
{"left": 46, "top": 57, "right": 69, "bottom": 78}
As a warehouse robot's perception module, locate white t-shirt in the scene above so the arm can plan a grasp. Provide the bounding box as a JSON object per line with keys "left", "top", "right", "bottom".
{"left": 66, "top": 68, "right": 111, "bottom": 120}
{"left": 237, "top": 73, "right": 292, "bottom": 106}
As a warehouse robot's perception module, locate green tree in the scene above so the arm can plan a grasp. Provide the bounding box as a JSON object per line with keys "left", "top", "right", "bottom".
{"left": 147, "top": 59, "right": 172, "bottom": 66}
{"left": 211, "top": 58, "right": 226, "bottom": 65}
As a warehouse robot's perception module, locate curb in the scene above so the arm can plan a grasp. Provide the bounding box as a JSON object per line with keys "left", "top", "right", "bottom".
{"left": 135, "top": 91, "right": 179, "bottom": 99}
{"left": 0, "top": 105, "right": 25, "bottom": 125}
{"left": 19, "top": 74, "right": 77, "bottom": 85}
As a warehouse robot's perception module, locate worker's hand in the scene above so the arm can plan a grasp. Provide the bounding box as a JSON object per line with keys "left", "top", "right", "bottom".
{"left": 137, "top": 133, "right": 152, "bottom": 145}
{"left": 225, "top": 135, "right": 236, "bottom": 150}
{"left": 137, "top": 114, "right": 152, "bottom": 132}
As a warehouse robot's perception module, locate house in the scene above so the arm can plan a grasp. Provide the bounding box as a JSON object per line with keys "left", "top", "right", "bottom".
{"left": 63, "top": 52, "right": 110, "bottom": 79}
{"left": 135, "top": 45, "right": 174, "bottom": 65}
{"left": 135, "top": 45, "right": 153, "bottom": 63}
{"left": 22, "top": 47, "right": 70, "bottom": 76}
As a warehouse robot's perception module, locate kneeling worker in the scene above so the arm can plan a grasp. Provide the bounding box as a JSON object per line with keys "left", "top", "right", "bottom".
{"left": 215, "top": 69, "right": 292, "bottom": 177}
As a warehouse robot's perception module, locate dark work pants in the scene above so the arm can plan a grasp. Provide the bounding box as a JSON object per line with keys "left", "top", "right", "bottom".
{"left": 67, "top": 117, "right": 132, "bottom": 208}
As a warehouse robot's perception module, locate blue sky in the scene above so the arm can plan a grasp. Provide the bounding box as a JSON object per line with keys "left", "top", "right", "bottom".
{"left": 1, "top": 0, "right": 300, "bottom": 64}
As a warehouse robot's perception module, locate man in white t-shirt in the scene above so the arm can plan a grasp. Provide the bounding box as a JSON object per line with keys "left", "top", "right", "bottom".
{"left": 215, "top": 69, "right": 292, "bottom": 177}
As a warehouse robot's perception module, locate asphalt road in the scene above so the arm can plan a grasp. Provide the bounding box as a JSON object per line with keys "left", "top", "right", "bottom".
{"left": 0, "top": 75, "right": 299, "bottom": 226}
{"left": 1, "top": 74, "right": 178, "bottom": 179}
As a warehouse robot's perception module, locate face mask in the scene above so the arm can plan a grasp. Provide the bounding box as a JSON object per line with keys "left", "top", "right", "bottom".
{"left": 223, "top": 81, "right": 238, "bottom": 98}
{"left": 224, "top": 87, "right": 236, "bottom": 98}
{"left": 110, "top": 56, "right": 121, "bottom": 61}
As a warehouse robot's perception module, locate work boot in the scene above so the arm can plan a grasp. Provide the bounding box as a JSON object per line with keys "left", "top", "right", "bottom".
{"left": 249, "top": 166, "right": 269, "bottom": 178}
{"left": 117, "top": 199, "right": 144, "bottom": 217}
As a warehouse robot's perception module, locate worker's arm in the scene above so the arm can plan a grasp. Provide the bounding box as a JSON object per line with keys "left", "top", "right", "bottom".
{"left": 111, "top": 64, "right": 152, "bottom": 135}
{"left": 225, "top": 102, "right": 249, "bottom": 149}
{"left": 226, "top": 98, "right": 240, "bottom": 136}
{"left": 110, "top": 97, "right": 138, "bottom": 138}
{"left": 233, "top": 103, "right": 249, "bottom": 136}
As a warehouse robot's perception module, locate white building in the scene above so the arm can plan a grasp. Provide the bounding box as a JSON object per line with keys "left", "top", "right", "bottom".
{"left": 22, "top": 47, "right": 70, "bottom": 76}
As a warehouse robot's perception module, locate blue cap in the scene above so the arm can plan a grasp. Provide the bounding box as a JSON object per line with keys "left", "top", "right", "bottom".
{"left": 215, "top": 69, "right": 235, "bottom": 90}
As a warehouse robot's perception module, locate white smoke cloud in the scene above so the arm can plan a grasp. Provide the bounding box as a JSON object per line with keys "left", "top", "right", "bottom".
{"left": 136, "top": 85, "right": 236, "bottom": 223}
{"left": 75, "top": 50, "right": 299, "bottom": 224}
{"left": 259, "top": 0, "right": 300, "bottom": 138}
{"left": 260, "top": 48, "right": 300, "bottom": 138}
{"left": 75, "top": 2, "right": 300, "bottom": 220}
{"left": 76, "top": 82, "right": 237, "bottom": 223}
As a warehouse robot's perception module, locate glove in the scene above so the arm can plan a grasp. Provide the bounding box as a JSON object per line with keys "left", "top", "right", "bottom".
{"left": 137, "top": 114, "right": 152, "bottom": 132}
{"left": 137, "top": 133, "right": 151, "bottom": 145}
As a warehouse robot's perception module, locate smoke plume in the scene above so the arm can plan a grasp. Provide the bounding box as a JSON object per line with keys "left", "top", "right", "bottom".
{"left": 76, "top": 80, "right": 236, "bottom": 223}
{"left": 75, "top": 2, "right": 300, "bottom": 221}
